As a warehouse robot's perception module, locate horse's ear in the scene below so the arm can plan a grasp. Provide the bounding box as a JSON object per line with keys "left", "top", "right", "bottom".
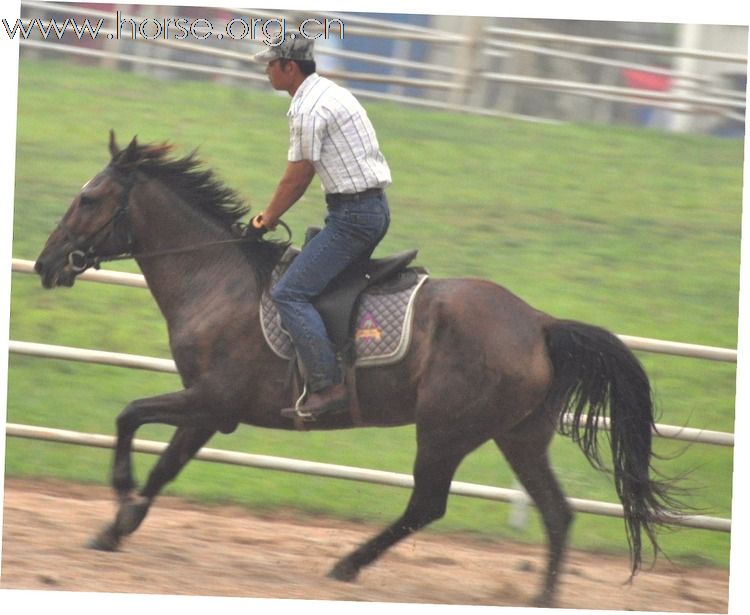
{"left": 123, "top": 136, "right": 139, "bottom": 164}
{"left": 111, "top": 135, "right": 140, "bottom": 169}
{"left": 108, "top": 129, "right": 119, "bottom": 159}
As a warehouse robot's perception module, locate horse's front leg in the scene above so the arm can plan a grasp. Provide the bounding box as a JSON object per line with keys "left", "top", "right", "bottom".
{"left": 88, "top": 388, "right": 226, "bottom": 551}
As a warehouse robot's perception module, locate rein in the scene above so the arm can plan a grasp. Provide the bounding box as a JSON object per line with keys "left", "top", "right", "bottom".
{"left": 61, "top": 168, "right": 290, "bottom": 272}
{"left": 98, "top": 223, "right": 290, "bottom": 266}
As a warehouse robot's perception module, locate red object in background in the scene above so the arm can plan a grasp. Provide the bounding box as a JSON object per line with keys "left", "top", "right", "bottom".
{"left": 622, "top": 69, "right": 671, "bottom": 91}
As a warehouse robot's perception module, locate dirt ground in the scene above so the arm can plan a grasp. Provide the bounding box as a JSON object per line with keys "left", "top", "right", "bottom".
{"left": 0, "top": 477, "right": 729, "bottom": 612}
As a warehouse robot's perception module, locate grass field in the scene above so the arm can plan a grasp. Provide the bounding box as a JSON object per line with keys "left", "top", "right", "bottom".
{"left": 5, "top": 56, "right": 743, "bottom": 567}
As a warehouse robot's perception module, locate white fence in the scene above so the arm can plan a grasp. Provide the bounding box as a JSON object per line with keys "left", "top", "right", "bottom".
{"left": 8, "top": 258, "right": 734, "bottom": 533}
{"left": 17, "top": 2, "right": 748, "bottom": 132}
{"left": 6, "top": 336, "right": 736, "bottom": 449}
{"left": 3, "top": 422, "right": 731, "bottom": 533}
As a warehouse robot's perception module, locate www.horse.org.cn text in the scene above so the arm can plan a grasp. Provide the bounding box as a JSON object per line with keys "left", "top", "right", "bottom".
{"left": 2, "top": 14, "right": 346, "bottom": 43}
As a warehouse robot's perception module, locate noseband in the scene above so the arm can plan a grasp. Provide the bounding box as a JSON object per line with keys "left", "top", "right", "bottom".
{"left": 58, "top": 167, "right": 137, "bottom": 272}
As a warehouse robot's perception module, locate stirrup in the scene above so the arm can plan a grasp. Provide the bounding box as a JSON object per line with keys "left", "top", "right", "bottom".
{"left": 292, "top": 384, "right": 312, "bottom": 419}
{"left": 281, "top": 383, "right": 349, "bottom": 421}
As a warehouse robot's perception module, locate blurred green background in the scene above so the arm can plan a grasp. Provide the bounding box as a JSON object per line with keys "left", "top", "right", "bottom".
{"left": 5, "top": 57, "right": 741, "bottom": 568}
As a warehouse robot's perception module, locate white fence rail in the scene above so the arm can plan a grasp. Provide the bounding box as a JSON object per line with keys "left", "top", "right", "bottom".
{"left": 4, "top": 423, "right": 731, "bottom": 533}
{"left": 6, "top": 339, "right": 735, "bottom": 449}
{"left": 10, "top": 258, "right": 739, "bottom": 363}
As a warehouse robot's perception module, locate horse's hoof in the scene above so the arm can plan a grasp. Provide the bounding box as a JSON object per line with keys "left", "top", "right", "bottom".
{"left": 327, "top": 560, "right": 359, "bottom": 582}
{"left": 86, "top": 532, "right": 120, "bottom": 551}
{"left": 86, "top": 526, "right": 120, "bottom": 551}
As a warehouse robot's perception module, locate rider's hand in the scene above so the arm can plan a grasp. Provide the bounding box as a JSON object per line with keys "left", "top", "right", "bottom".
{"left": 253, "top": 214, "right": 278, "bottom": 230}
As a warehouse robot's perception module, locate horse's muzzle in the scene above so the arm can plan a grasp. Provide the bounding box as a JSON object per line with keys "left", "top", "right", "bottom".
{"left": 34, "top": 252, "right": 78, "bottom": 289}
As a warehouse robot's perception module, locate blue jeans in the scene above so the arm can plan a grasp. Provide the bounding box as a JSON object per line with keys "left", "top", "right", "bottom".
{"left": 271, "top": 190, "right": 390, "bottom": 392}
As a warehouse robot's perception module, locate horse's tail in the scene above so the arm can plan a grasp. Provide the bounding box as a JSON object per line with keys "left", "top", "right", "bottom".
{"left": 543, "top": 318, "right": 679, "bottom": 576}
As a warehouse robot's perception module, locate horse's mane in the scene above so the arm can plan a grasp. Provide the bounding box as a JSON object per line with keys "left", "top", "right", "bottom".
{"left": 110, "top": 137, "right": 289, "bottom": 290}
{"left": 111, "top": 139, "right": 247, "bottom": 224}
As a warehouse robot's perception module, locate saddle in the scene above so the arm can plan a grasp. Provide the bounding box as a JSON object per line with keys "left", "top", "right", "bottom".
{"left": 305, "top": 227, "right": 419, "bottom": 359}
{"left": 263, "top": 227, "right": 427, "bottom": 428}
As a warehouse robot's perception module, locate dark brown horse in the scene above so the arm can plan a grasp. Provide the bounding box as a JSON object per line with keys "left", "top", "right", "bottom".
{"left": 34, "top": 132, "right": 680, "bottom": 606}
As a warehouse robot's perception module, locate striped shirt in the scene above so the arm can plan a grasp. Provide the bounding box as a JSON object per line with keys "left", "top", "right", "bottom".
{"left": 287, "top": 73, "right": 392, "bottom": 195}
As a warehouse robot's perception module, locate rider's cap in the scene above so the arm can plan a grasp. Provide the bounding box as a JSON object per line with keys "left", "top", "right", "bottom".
{"left": 254, "top": 33, "right": 315, "bottom": 63}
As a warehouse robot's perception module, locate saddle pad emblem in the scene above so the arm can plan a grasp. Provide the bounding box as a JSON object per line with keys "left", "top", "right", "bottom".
{"left": 260, "top": 267, "right": 428, "bottom": 368}
{"left": 355, "top": 311, "right": 383, "bottom": 343}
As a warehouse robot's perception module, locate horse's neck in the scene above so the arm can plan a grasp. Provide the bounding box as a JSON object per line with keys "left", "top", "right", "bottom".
{"left": 129, "top": 180, "right": 260, "bottom": 318}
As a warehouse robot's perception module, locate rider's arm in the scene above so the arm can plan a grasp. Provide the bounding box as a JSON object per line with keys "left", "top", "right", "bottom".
{"left": 258, "top": 160, "right": 315, "bottom": 229}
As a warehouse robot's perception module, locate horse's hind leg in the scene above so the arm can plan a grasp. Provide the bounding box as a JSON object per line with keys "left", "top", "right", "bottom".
{"left": 89, "top": 426, "right": 214, "bottom": 551}
{"left": 329, "top": 434, "right": 472, "bottom": 582}
{"left": 494, "top": 435, "right": 573, "bottom": 607}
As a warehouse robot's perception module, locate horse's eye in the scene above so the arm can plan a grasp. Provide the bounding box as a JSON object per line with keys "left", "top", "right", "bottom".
{"left": 79, "top": 194, "right": 96, "bottom": 206}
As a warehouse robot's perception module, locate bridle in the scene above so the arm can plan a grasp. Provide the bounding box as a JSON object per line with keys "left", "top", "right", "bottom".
{"left": 57, "top": 167, "right": 137, "bottom": 272}
{"left": 58, "top": 166, "right": 290, "bottom": 273}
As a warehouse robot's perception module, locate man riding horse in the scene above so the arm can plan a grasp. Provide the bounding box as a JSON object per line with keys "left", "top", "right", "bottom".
{"left": 252, "top": 33, "right": 392, "bottom": 422}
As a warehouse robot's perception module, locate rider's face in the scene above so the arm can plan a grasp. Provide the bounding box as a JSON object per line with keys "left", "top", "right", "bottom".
{"left": 265, "top": 59, "right": 292, "bottom": 91}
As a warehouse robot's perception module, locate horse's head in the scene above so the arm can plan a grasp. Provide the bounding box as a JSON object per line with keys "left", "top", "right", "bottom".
{"left": 34, "top": 130, "right": 141, "bottom": 288}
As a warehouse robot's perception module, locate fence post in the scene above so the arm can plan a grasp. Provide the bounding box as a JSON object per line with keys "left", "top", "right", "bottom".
{"left": 508, "top": 479, "right": 530, "bottom": 530}
{"left": 669, "top": 24, "right": 702, "bottom": 133}
{"left": 449, "top": 16, "right": 484, "bottom": 108}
